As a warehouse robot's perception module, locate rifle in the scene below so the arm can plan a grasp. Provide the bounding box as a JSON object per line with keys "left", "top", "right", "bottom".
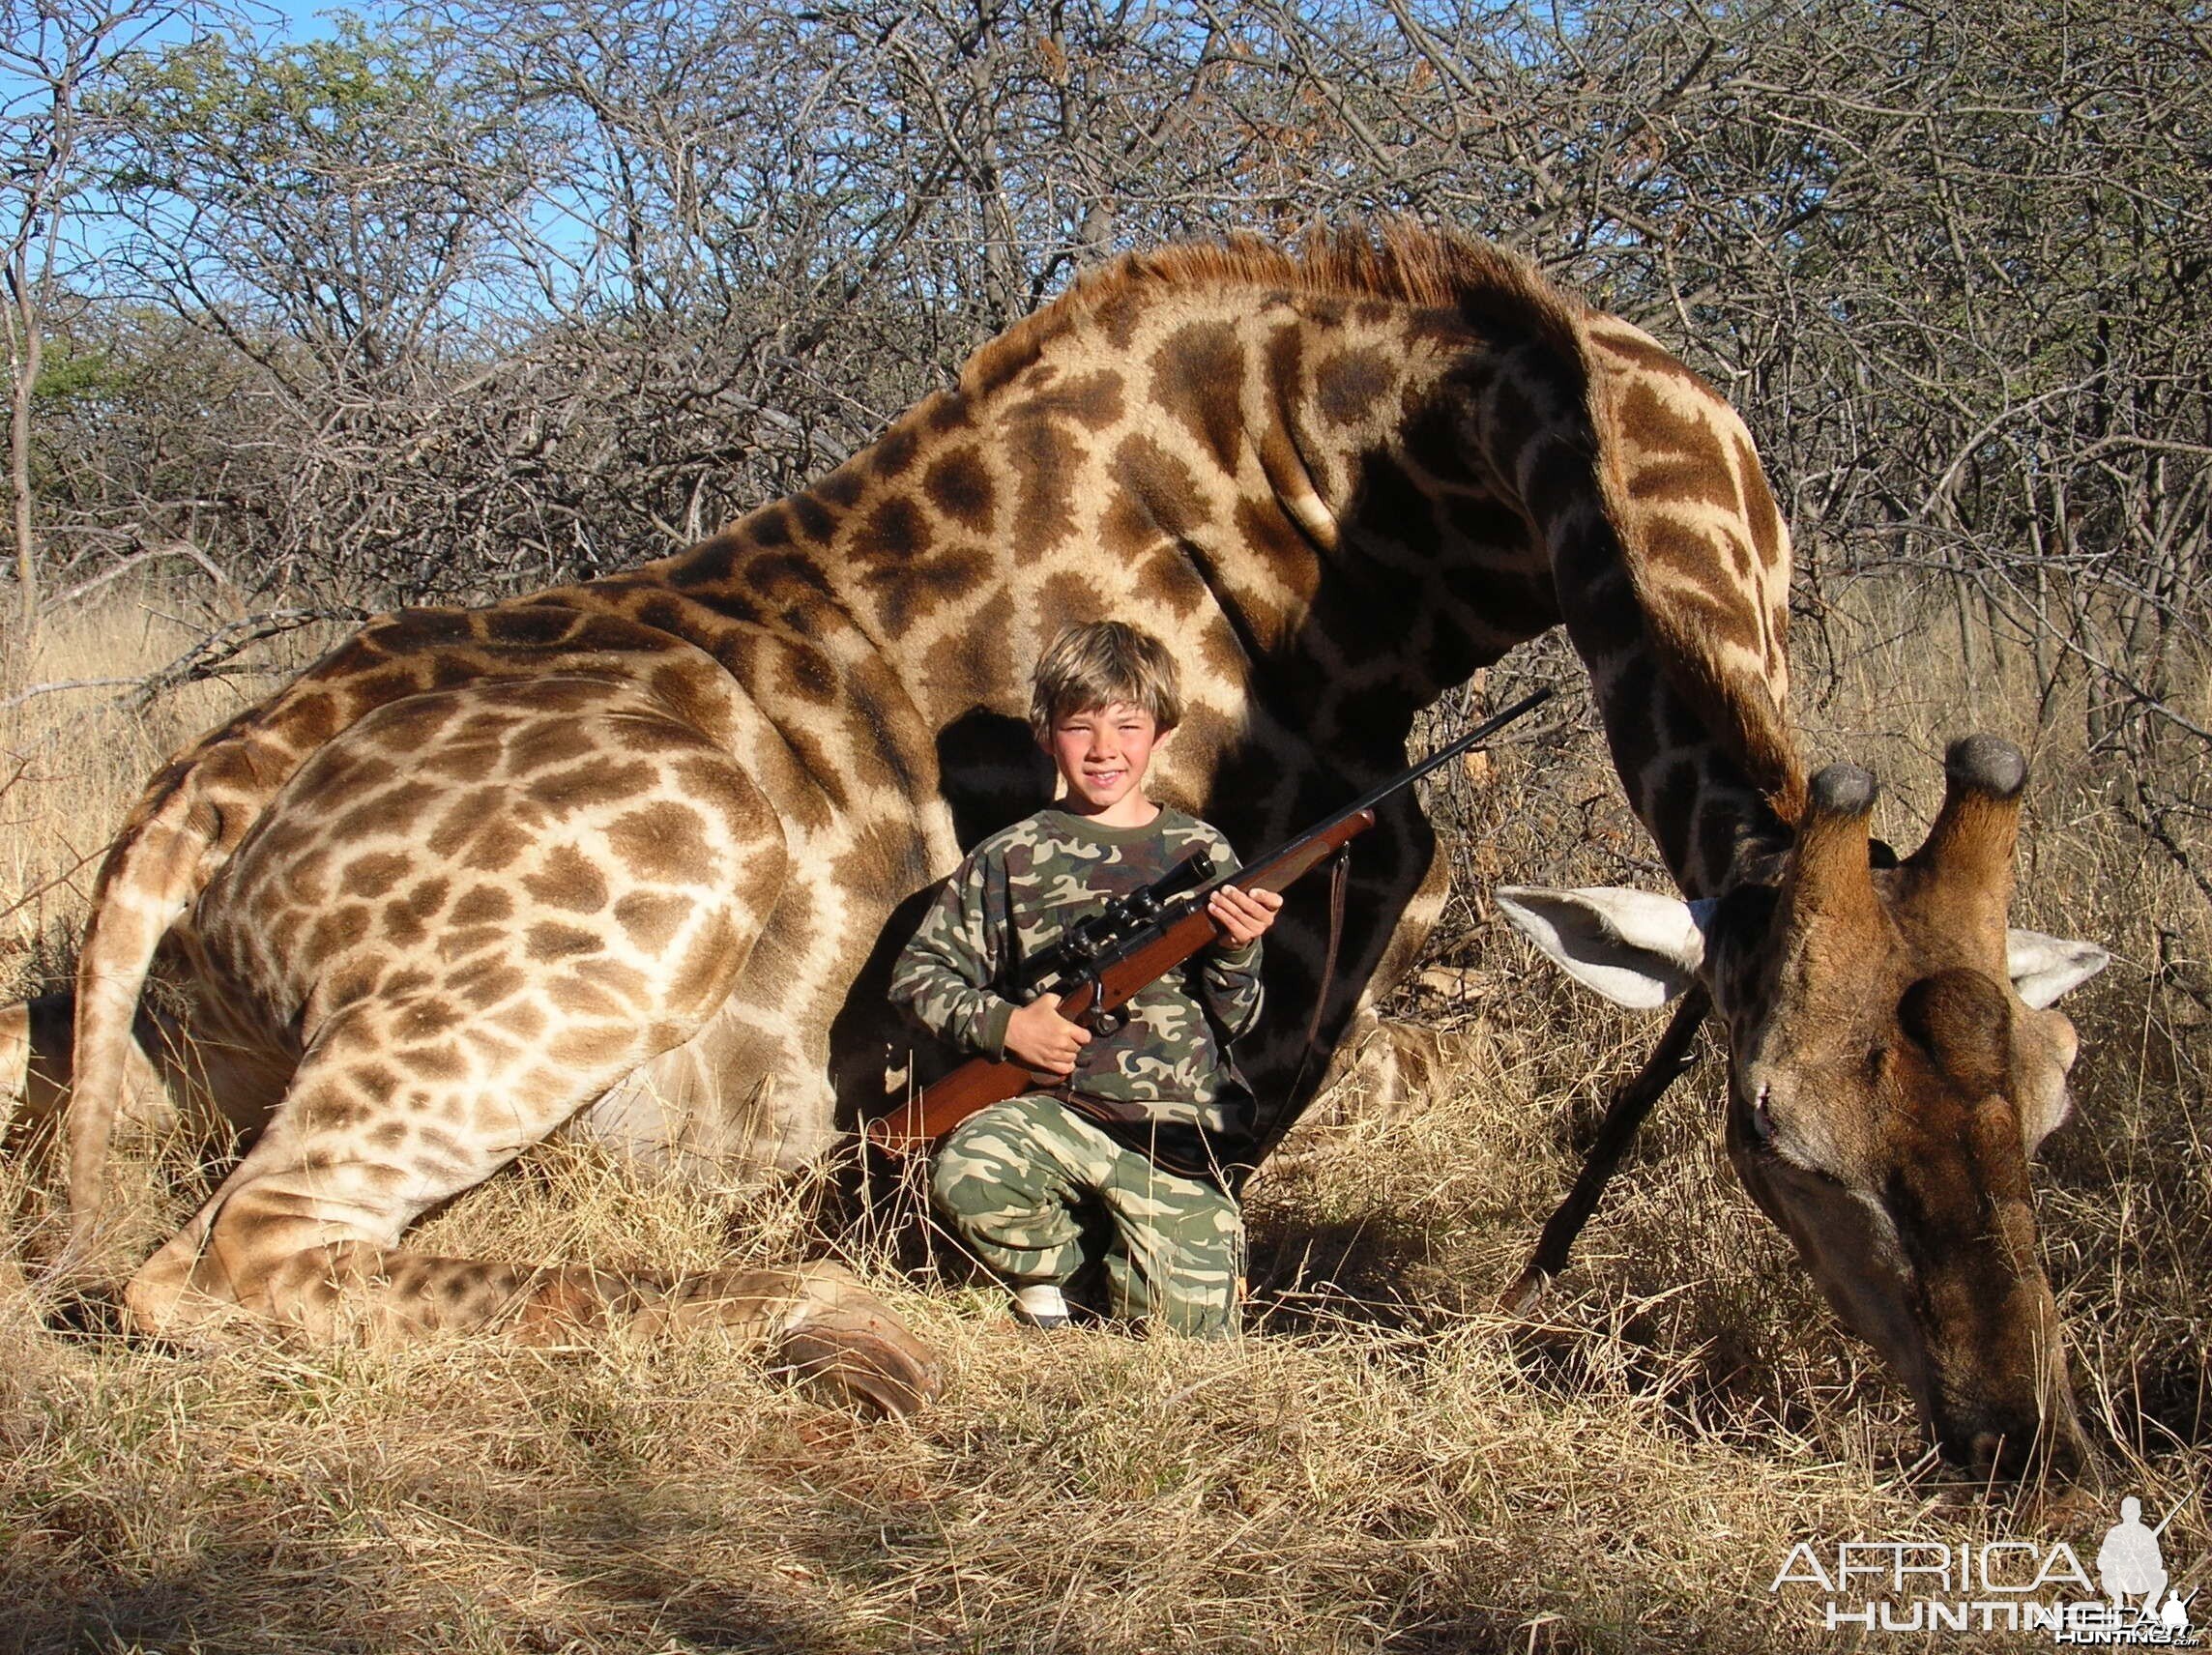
{"left": 1004, "top": 844, "right": 1220, "bottom": 1002}
{"left": 865, "top": 687, "right": 1553, "bottom": 1155}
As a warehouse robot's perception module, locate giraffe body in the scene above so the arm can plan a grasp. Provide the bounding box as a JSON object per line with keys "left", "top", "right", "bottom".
{"left": 19, "top": 226, "right": 2100, "bottom": 1463}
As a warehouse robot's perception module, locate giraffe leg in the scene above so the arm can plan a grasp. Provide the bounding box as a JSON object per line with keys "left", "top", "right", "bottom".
{"left": 1304, "top": 824, "right": 1461, "bottom": 1120}
{"left": 0, "top": 996, "right": 66, "bottom": 1142}
{"left": 120, "top": 999, "right": 940, "bottom": 1414}
{"left": 1301, "top": 1009, "right": 1463, "bottom": 1125}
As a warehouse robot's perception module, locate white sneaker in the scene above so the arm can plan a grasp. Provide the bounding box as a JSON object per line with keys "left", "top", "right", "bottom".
{"left": 1012, "top": 1284, "right": 1072, "bottom": 1330}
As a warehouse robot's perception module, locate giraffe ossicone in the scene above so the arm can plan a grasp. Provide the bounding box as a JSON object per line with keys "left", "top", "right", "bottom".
{"left": 0, "top": 223, "right": 2102, "bottom": 1463}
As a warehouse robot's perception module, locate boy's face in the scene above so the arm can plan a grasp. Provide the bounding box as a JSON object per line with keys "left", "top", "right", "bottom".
{"left": 1045, "top": 701, "right": 1162, "bottom": 817}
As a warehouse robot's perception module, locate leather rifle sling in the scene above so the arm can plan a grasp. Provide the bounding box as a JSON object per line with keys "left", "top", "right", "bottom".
{"left": 1241, "top": 844, "right": 1351, "bottom": 1181}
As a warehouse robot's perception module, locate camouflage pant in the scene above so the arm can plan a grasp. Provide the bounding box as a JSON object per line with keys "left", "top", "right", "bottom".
{"left": 930, "top": 1094, "right": 1243, "bottom": 1337}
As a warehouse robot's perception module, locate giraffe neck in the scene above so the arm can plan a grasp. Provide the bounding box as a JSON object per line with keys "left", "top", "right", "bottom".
{"left": 1578, "top": 625, "right": 1798, "bottom": 899}
{"left": 576, "top": 237, "right": 1803, "bottom": 895}
{"left": 1513, "top": 312, "right": 1806, "bottom": 900}
{"left": 607, "top": 283, "right": 1551, "bottom": 770}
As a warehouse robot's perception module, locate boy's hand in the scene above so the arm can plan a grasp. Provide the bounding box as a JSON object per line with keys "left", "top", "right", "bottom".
{"left": 1208, "top": 884, "right": 1283, "bottom": 947}
{"left": 1004, "top": 994, "right": 1091, "bottom": 1077}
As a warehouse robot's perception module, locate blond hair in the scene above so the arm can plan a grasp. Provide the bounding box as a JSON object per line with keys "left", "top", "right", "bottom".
{"left": 1029, "top": 621, "right": 1182, "bottom": 743}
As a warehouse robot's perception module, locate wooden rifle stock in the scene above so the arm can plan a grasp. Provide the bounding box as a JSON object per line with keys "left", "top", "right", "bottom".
{"left": 865, "top": 810, "right": 1375, "bottom": 1153}
{"left": 864, "top": 687, "right": 1552, "bottom": 1156}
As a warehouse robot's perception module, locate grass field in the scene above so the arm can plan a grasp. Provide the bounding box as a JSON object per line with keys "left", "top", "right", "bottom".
{"left": 1, "top": 582, "right": 2205, "bottom": 1653}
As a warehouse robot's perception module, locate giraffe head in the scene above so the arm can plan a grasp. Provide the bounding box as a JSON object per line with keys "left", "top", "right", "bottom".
{"left": 1498, "top": 736, "right": 2109, "bottom": 1478}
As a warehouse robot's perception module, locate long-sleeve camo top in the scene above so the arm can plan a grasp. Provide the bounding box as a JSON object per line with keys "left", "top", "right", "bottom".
{"left": 890, "top": 805, "right": 1263, "bottom": 1145}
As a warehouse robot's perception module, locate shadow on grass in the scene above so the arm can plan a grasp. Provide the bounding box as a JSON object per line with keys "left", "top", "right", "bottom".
{"left": 1376, "top": 1607, "right": 1605, "bottom": 1654}
{"left": 2105, "top": 1334, "right": 2212, "bottom": 1454}
{"left": 2, "top": 1484, "right": 916, "bottom": 1655}
{"left": 7, "top": 1549, "right": 402, "bottom": 1655}
{"left": 1245, "top": 1207, "right": 1440, "bottom": 1335}
{"left": 1491, "top": 1276, "right": 1885, "bottom": 1470}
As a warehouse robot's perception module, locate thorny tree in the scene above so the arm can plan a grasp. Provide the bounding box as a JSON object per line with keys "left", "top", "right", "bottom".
{"left": 0, "top": 0, "right": 180, "bottom": 634}
{"left": 7, "top": 0, "right": 2209, "bottom": 882}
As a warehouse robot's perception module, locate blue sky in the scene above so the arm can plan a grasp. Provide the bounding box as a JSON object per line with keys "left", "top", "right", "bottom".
{"left": 257, "top": 1, "right": 390, "bottom": 40}
{"left": 131, "top": 1, "right": 405, "bottom": 51}
{"left": 60, "top": 1, "right": 407, "bottom": 67}
{"left": 1, "top": 0, "right": 426, "bottom": 283}
{"left": 238, "top": 1, "right": 398, "bottom": 43}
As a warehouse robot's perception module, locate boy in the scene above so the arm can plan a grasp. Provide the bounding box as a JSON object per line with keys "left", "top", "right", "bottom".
{"left": 890, "top": 621, "right": 1281, "bottom": 1335}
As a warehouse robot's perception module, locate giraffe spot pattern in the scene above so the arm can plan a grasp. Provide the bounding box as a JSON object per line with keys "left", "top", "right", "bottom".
{"left": 340, "top": 852, "right": 412, "bottom": 899}
{"left": 747, "top": 506, "right": 791, "bottom": 548}
{"left": 427, "top": 788, "right": 510, "bottom": 856}
{"left": 1152, "top": 323, "right": 1246, "bottom": 469}
{"left": 924, "top": 447, "right": 996, "bottom": 530}
{"left": 816, "top": 468, "right": 865, "bottom": 509}
{"left": 451, "top": 886, "right": 512, "bottom": 925}
{"left": 525, "top": 760, "right": 656, "bottom": 815}
{"left": 1109, "top": 434, "right": 1208, "bottom": 543}
{"left": 613, "top": 890, "right": 688, "bottom": 953}
{"left": 1314, "top": 344, "right": 1395, "bottom": 428}
{"left": 606, "top": 801, "right": 713, "bottom": 884}
{"left": 1005, "top": 408, "right": 1081, "bottom": 551}
{"left": 791, "top": 493, "right": 837, "bottom": 542}
{"left": 857, "top": 495, "right": 931, "bottom": 566}
{"left": 398, "top": 1042, "right": 466, "bottom": 1081}
{"left": 870, "top": 422, "right": 922, "bottom": 479}
{"left": 522, "top": 845, "right": 609, "bottom": 914}
{"left": 332, "top": 779, "right": 443, "bottom": 842}
{"left": 526, "top": 921, "right": 601, "bottom": 963}
{"left": 460, "top": 818, "right": 535, "bottom": 872}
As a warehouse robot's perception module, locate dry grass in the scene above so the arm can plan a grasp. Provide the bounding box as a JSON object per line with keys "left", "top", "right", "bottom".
{"left": 2, "top": 581, "right": 2207, "bottom": 1654}
{"left": 0, "top": 592, "right": 345, "bottom": 992}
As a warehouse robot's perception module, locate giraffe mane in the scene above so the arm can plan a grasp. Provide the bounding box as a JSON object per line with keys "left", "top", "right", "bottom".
{"left": 961, "top": 219, "right": 1586, "bottom": 401}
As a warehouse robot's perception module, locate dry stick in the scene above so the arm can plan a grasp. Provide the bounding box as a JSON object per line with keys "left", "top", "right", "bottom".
{"left": 0, "top": 677, "right": 141, "bottom": 710}
{"left": 0, "top": 840, "right": 115, "bottom": 924}
{"left": 53, "top": 539, "right": 234, "bottom": 607}
{"left": 1498, "top": 986, "right": 1710, "bottom": 1316}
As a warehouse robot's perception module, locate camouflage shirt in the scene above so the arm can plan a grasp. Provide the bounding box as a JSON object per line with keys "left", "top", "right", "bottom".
{"left": 890, "top": 805, "right": 1263, "bottom": 1147}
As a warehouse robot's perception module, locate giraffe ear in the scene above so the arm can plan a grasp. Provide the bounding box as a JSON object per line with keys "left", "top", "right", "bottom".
{"left": 2005, "top": 929, "right": 2109, "bottom": 1009}
{"left": 1494, "top": 886, "right": 1715, "bottom": 1010}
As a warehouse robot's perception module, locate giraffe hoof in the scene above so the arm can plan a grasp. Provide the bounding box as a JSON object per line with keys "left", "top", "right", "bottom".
{"left": 775, "top": 1267, "right": 943, "bottom": 1417}
{"left": 777, "top": 1310, "right": 945, "bottom": 1418}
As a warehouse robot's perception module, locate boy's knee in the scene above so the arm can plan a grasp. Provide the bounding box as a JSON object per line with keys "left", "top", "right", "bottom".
{"left": 928, "top": 1153, "right": 1019, "bottom": 1241}
{"left": 929, "top": 1102, "right": 1090, "bottom": 1251}
{"left": 929, "top": 1106, "right": 1031, "bottom": 1208}
{"left": 1112, "top": 1255, "right": 1237, "bottom": 1335}
{"left": 1110, "top": 1210, "right": 1243, "bottom": 1335}
{"left": 1154, "top": 1279, "right": 1239, "bottom": 1338}
{"left": 931, "top": 1096, "right": 1109, "bottom": 1202}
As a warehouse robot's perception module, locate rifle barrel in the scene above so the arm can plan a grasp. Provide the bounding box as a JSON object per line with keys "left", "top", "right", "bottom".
{"left": 1192, "top": 686, "right": 1554, "bottom": 900}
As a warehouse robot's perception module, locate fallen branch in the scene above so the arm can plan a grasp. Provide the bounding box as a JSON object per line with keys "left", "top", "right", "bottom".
{"left": 126, "top": 607, "right": 359, "bottom": 710}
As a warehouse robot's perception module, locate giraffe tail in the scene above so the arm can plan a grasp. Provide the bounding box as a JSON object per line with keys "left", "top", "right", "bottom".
{"left": 63, "top": 775, "right": 224, "bottom": 1258}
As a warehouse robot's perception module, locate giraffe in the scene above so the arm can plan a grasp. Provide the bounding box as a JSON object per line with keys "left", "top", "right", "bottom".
{"left": 5, "top": 224, "right": 2104, "bottom": 1466}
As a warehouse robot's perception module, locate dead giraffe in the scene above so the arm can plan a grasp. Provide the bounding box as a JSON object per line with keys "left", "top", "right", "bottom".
{"left": 5, "top": 225, "right": 2104, "bottom": 1464}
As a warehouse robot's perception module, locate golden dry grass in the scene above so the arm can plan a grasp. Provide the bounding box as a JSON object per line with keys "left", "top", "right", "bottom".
{"left": 1, "top": 581, "right": 2206, "bottom": 1654}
